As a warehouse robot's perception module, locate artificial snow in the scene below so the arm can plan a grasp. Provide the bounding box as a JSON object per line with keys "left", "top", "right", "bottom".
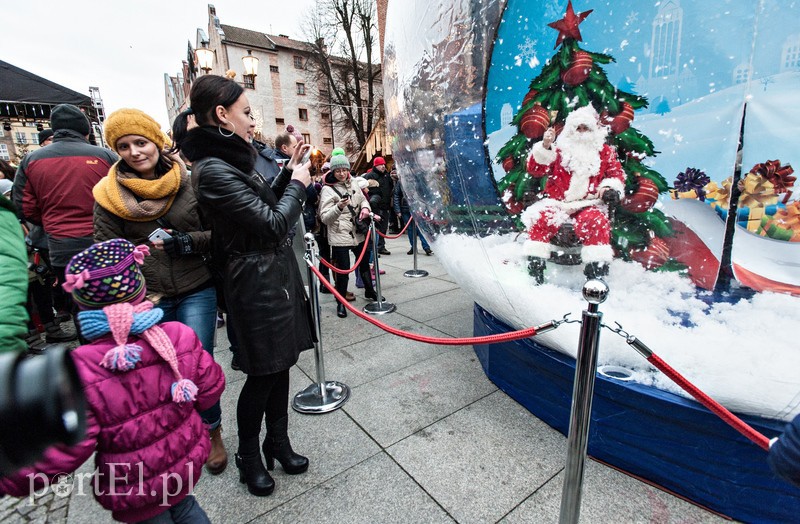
{"left": 431, "top": 232, "right": 800, "bottom": 422}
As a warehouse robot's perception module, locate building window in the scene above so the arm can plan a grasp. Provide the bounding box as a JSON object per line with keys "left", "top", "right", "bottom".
{"left": 270, "top": 65, "right": 279, "bottom": 73}
{"left": 14, "top": 132, "right": 26, "bottom": 144}
{"left": 302, "top": 133, "right": 311, "bottom": 144}
{"left": 296, "top": 83, "right": 306, "bottom": 95}
{"left": 345, "top": 140, "right": 355, "bottom": 153}
{"left": 0, "top": 144, "right": 9, "bottom": 160}
{"left": 242, "top": 74, "right": 256, "bottom": 89}
{"left": 31, "top": 133, "right": 38, "bottom": 143}
{"left": 275, "top": 118, "right": 285, "bottom": 125}
{"left": 323, "top": 137, "right": 332, "bottom": 144}
{"left": 298, "top": 108, "right": 308, "bottom": 121}
{"left": 321, "top": 112, "right": 330, "bottom": 120}
{"left": 293, "top": 55, "right": 304, "bottom": 69}
{"left": 319, "top": 88, "right": 330, "bottom": 98}
{"left": 0, "top": 129, "right": 4, "bottom": 137}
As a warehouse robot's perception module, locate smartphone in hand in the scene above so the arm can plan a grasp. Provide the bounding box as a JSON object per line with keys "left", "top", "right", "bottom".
{"left": 300, "top": 146, "right": 314, "bottom": 164}
{"left": 148, "top": 228, "right": 173, "bottom": 242}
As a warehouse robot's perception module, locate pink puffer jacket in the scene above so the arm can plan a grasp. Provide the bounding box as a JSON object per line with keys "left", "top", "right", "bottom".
{"left": 0, "top": 321, "right": 225, "bottom": 523}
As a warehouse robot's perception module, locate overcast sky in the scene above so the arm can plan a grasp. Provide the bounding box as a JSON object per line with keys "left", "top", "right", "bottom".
{"left": 4, "top": 0, "right": 317, "bottom": 129}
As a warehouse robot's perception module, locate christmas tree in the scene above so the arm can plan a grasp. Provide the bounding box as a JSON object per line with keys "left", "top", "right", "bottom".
{"left": 496, "top": 1, "right": 679, "bottom": 270}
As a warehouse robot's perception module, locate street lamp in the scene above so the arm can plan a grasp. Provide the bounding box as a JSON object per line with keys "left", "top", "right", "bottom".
{"left": 242, "top": 49, "right": 259, "bottom": 89}
{"left": 195, "top": 42, "right": 214, "bottom": 74}
{"left": 242, "top": 49, "right": 259, "bottom": 76}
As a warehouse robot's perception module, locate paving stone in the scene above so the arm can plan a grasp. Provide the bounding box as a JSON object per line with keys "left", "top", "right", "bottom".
{"left": 389, "top": 391, "right": 565, "bottom": 524}
{"left": 500, "top": 457, "right": 730, "bottom": 523}
{"left": 261, "top": 452, "right": 455, "bottom": 523}
{"left": 344, "top": 347, "right": 498, "bottom": 447}
{"left": 47, "top": 506, "right": 68, "bottom": 523}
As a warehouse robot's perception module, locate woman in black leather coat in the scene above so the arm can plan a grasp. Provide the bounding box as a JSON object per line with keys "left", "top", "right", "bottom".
{"left": 171, "top": 75, "right": 314, "bottom": 497}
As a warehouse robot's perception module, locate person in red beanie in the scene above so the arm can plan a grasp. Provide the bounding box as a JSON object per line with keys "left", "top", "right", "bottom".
{"left": 363, "top": 156, "right": 394, "bottom": 255}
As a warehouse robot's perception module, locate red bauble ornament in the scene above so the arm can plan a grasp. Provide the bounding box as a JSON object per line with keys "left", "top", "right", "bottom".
{"left": 520, "top": 105, "right": 550, "bottom": 139}
{"left": 561, "top": 51, "right": 593, "bottom": 86}
{"left": 522, "top": 89, "right": 539, "bottom": 108}
{"left": 610, "top": 102, "right": 634, "bottom": 135}
{"left": 630, "top": 237, "right": 669, "bottom": 270}
{"left": 621, "top": 177, "right": 660, "bottom": 213}
{"left": 502, "top": 156, "right": 515, "bottom": 172}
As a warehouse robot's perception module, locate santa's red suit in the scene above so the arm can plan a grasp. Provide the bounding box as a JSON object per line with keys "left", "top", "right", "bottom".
{"left": 521, "top": 123, "right": 625, "bottom": 263}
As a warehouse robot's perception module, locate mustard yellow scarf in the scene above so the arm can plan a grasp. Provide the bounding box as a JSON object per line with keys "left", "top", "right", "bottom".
{"left": 94, "top": 161, "right": 185, "bottom": 221}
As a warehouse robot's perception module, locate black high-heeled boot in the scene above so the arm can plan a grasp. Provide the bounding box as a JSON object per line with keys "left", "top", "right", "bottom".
{"left": 361, "top": 270, "right": 384, "bottom": 301}
{"left": 263, "top": 415, "right": 309, "bottom": 475}
{"left": 235, "top": 437, "right": 275, "bottom": 496}
{"left": 336, "top": 302, "right": 347, "bottom": 318}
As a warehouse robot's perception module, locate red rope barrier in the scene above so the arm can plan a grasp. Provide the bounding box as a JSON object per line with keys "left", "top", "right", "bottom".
{"left": 376, "top": 216, "right": 414, "bottom": 240}
{"left": 646, "top": 353, "right": 770, "bottom": 451}
{"left": 318, "top": 230, "right": 372, "bottom": 274}
{"left": 309, "top": 265, "right": 541, "bottom": 345}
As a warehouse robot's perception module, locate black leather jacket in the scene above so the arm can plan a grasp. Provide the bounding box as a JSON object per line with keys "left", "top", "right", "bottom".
{"left": 191, "top": 157, "right": 313, "bottom": 375}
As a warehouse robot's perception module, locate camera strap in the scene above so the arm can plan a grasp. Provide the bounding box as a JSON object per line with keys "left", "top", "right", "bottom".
{"left": 329, "top": 186, "right": 358, "bottom": 217}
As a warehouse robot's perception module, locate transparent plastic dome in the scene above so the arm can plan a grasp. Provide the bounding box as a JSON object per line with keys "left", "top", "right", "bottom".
{"left": 384, "top": 0, "right": 800, "bottom": 421}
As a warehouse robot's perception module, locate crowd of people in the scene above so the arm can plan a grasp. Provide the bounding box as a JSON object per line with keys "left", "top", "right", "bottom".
{"left": 0, "top": 73, "right": 438, "bottom": 522}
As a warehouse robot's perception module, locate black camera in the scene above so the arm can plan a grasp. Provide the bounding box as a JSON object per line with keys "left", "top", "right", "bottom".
{"left": 0, "top": 346, "right": 86, "bottom": 476}
{"left": 28, "top": 262, "right": 49, "bottom": 277}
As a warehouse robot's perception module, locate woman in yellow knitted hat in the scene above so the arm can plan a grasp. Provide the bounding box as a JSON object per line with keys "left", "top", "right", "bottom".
{"left": 92, "top": 108, "right": 228, "bottom": 475}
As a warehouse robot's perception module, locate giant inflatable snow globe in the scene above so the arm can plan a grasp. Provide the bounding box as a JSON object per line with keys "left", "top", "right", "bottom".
{"left": 383, "top": 1, "right": 800, "bottom": 521}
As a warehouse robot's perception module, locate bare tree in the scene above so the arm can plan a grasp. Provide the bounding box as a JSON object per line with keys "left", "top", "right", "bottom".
{"left": 303, "top": 0, "right": 382, "bottom": 150}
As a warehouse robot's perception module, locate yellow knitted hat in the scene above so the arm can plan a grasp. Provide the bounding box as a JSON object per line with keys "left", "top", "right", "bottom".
{"left": 104, "top": 108, "right": 165, "bottom": 151}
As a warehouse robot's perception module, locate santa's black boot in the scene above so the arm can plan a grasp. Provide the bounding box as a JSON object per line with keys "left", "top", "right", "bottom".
{"left": 527, "top": 256, "right": 546, "bottom": 285}
{"left": 583, "top": 261, "right": 609, "bottom": 280}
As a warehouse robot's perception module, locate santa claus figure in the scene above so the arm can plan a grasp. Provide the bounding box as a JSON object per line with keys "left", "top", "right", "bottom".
{"left": 520, "top": 105, "right": 625, "bottom": 283}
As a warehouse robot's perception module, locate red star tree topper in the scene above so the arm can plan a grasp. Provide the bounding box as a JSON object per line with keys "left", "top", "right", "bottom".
{"left": 547, "top": 0, "right": 593, "bottom": 48}
{"left": 496, "top": 2, "right": 681, "bottom": 271}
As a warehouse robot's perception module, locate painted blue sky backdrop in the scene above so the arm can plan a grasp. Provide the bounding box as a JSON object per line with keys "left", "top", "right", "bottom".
{"left": 486, "top": 0, "right": 800, "bottom": 133}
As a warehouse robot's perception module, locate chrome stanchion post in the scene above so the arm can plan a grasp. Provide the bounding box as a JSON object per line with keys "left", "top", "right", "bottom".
{"left": 558, "top": 279, "right": 608, "bottom": 524}
{"left": 404, "top": 217, "right": 428, "bottom": 278}
{"left": 293, "top": 233, "right": 351, "bottom": 414}
{"left": 364, "top": 214, "right": 396, "bottom": 315}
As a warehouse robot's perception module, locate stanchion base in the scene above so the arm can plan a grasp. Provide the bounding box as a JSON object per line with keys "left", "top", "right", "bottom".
{"left": 363, "top": 301, "right": 396, "bottom": 315}
{"left": 404, "top": 269, "right": 429, "bottom": 278}
{"left": 292, "top": 381, "right": 351, "bottom": 414}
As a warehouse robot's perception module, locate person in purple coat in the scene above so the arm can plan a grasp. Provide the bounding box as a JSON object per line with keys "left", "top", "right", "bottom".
{"left": 0, "top": 238, "right": 225, "bottom": 523}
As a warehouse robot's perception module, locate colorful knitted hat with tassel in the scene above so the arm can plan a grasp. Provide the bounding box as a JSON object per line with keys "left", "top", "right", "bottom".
{"left": 63, "top": 239, "right": 148, "bottom": 309}
{"left": 78, "top": 301, "right": 198, "bottom": 403}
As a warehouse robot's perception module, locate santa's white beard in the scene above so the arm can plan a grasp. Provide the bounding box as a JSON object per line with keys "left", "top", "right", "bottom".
{"left": 555, "top": 127, "right": 606, "bottom": 201}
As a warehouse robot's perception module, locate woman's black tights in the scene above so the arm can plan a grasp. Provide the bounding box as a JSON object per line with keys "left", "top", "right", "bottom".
{"left": 236, "top": 369, "right": 290, "bottom": 441}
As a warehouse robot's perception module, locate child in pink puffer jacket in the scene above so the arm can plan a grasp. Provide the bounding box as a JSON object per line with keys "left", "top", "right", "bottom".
{"left": 0, "top": 239, "right": 225, "bottom": 523}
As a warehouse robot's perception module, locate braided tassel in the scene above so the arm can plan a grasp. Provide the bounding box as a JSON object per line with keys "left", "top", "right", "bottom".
{"left": 171, "top": 379, "right": 199, "bottom": 403}
{"left": 100, "top": 343, "right": 143, "bottom": 371}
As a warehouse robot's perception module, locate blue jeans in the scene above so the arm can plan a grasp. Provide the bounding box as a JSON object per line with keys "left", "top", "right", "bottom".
{"left": 402, "top": 211, "right": 430, "bottom": 251}
{"left": 158, "top": 285, "right": 221, "bottom": 429}
{"left": 135, "top": 495, "right": 210, "bottom": 524}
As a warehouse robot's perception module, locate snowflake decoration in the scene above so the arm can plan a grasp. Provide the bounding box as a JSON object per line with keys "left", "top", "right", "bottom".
{"left": 515, "top": 37, "right": 540, "bottom": 68}
{"left": 625, "top": 11, "right": 639, "bottom": 27}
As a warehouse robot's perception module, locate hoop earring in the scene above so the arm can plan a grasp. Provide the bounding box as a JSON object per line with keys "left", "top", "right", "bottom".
{"left": 218, "top": 123, "right": 235, "bottom": 138}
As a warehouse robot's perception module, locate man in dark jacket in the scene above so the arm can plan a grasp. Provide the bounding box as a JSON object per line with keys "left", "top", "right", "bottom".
{"left": 393, "top": 175, "right": 432, "bottom": 255}
{"left": 362, "top": 156, "right": 393, "bottom": 255}
{"left": 253, "top": 139, "right": 280, "bottom": 182}
{"left": 12, "top": 104, "right": 117, "bottom": 299}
